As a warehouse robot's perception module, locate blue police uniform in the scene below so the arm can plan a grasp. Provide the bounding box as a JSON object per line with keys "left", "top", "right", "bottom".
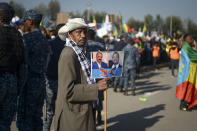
{"left": 44, "top": 36, "right": 65, "bottom": 131}
{"left": 0, "top": 73, "right": 18, "bottom": 131}
{"left": 0, "top": 3, "right": 24, "bottom": 131}
{"left": 122, "top": 43, "right": 140, "bottom": 95}
{"left": 17, "top": 29, "right": 50, "bottom": 131}
{"left": 16, "top": 10, "right": 50, "bottom": 131}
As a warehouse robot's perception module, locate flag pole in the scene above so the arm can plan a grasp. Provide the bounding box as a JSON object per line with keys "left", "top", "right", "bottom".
{"left": 104, "top": 89, "right": 107, "bottom": 131}
{"left": 104, "top": 44, "right": 109, "bottom": 131}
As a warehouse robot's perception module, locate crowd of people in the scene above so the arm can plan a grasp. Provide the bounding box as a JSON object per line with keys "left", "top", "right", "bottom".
{"left": 0, "top": 2, "right": 197, "bottom": 131}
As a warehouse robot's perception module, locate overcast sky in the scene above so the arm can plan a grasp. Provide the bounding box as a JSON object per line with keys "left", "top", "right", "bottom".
{"left": 1, "top": 0, "right": 197, "bottom": 22}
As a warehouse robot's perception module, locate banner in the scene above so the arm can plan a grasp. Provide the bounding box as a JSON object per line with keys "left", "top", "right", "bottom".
{"left": 91, "top": 51, "right": 124, "bottom": 78}
{"left": 56, "top": 13, "right": 68, "bottom": 25}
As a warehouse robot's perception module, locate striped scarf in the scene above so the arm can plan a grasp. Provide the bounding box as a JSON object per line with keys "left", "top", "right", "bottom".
{"left": 65, "top": 38, "right": 94, "bottom": 84}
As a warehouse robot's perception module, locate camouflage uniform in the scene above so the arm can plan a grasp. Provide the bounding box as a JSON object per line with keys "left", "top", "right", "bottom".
{"left": 0, "top": 73, "right": 18, "bottom": 131}
{"left": 44, "top": 79, "right": 58, "bottom": 131}
{"left": 16, "top": 17, "right": 50, "bottom": 131}
{"left": 122, "top": 41, "right": 140, "bottom": 95}
{"left": 44, "top": 36, "right": 65, "bottom": 131}
{"left": 0, "top": 3, "right": 24, "bottom": 131}
{"left": 17, "top": 73, "right": 46, "bottom": 131}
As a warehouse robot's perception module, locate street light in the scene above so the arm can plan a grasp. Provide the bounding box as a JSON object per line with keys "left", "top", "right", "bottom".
{"left": 86, "top": 2, "right": 92, "bottom": 21}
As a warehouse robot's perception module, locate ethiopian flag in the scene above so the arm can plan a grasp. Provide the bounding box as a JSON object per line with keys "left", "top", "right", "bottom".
{"left": 122, "top": 24, "right": 130, "bottom": 33}
{"left": 176, "top": 42, "right": 197, "bottom": 109}
{"left": 93, "top": 16, "right": 97, "bottom": 30}
{"left": 113, "top": 25, "right": 118, "bottom": 36}
{"left": 143, "top": 24, "right": 147, "bottom": 33}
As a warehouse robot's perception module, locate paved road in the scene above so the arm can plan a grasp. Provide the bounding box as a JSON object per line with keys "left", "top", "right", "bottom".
{"left": 11, "top": 67, "right": 197, "bottom": 131}
{"left": 97, "top": 67, "right": 197, "bottom": 131}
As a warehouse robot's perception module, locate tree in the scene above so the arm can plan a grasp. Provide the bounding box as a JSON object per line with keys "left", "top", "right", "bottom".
{"left": 154, "top": 14, "right": 164, "bottom": 34}
{"left": 33, "top": 3, "right": 48, "bottom": 16}
{"left": 68, "top": 11, "right": 82, "bottom": 18}
{"left": 67, "top": 10, "right": 106, "bottom": 23}
{"left": 9, "top": 0, "right": 25, "bottom": 18}
{"left": 165, "top": 16, "right": 183, "bottom": 37}
{"left": 82, "top": 9, "right": 93, "bottom": 22}
{"left": 144, "top": 14, "right": 154, "bottom": 32}
{"left": 94, "top": 11, "right": 107, "bottom": 23}
{"left": 48, "top": 0, "right": 60, "bottom": 21}
{"left": 127, "top": 17, "right": 143, "bottom": 31}
{"left": 187, "top": 19, "right": 197, "bottom": 40}
{"left": 82, "top": 10, "right": 107, "bottom": 23}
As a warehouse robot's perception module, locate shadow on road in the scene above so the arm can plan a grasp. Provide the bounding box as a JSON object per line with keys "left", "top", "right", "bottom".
{"left": 135, "top": 80, "right": 171, "bottom": 95}
{"left": 123, "top": 80, "right": 171, "bottom": 96}
{"left": 137, "top": 85, "right": 171, "bottom": 95}
{"left": 98, "top": 104, "right": 165, "bottom": 131}
{"left": 138, "top": 72, "right": 161, "bottom": 79}
{"left": 136, "top": 81, "right": 159, "bottom": 87}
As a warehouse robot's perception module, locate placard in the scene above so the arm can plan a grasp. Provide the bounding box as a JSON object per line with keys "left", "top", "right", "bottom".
{"left": 91, "top": 51, "right": 124, "bottom": 78}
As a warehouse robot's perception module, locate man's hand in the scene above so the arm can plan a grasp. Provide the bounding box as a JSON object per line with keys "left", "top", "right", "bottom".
{"left": 97, "top": 78, "right": 110, "bottom": 91}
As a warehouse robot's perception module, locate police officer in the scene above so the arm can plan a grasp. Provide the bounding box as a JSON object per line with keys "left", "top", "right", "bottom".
{"left": 114, "top": 33, "right": 128, "bottom": 50}
{"left": 0, "top": 2, "right": 24, "bottom": 131}
{"left": 122, "top": 36, "right": 140, "bottom": 96}
{"left": 44, "top": 24, "right": 65, "bottom": 131}
{"left": 16, "top": 10, "right": 50, "bottom": 131}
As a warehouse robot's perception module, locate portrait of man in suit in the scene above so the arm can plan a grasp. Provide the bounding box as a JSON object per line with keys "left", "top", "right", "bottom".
{"left": 92, "top": 52, "right": 108, "bottom": 69}
{"left": 109, "top": 52, "right": 123, "bottom": 76}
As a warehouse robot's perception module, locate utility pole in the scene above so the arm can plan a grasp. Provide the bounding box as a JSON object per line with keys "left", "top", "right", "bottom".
{"left": 87, "top": 2, "right": 92, "bottom": 21}
{"left": 170, "top": 15, "right": 173, "bottom": 37}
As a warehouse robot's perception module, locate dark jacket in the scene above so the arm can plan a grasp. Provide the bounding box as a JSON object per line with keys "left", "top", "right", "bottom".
{"left": 87, "top": 40, "right": 105, "bottom": 51}
{"left": 23, "top": 29, "right": 50, "bottom": 74}
{"left": 92, "top": 61, "right": 108, "bottom": 69}
{"left": 0, "top": 24, "right": 24, "bottom": 73}
{"left": 46, "top": 36, "right": 65, "bottom": 79}
{"left": 108, "top": 61, "right": 122, "bottom": 68}
{"left": 114, "top": 40, "right": 127, "bottom": 51}
{"left": 108, "top": 61, "right": 123, "bottom": 76}
{"left": 123, "top": 44, "right": 140, "bottom": 70}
